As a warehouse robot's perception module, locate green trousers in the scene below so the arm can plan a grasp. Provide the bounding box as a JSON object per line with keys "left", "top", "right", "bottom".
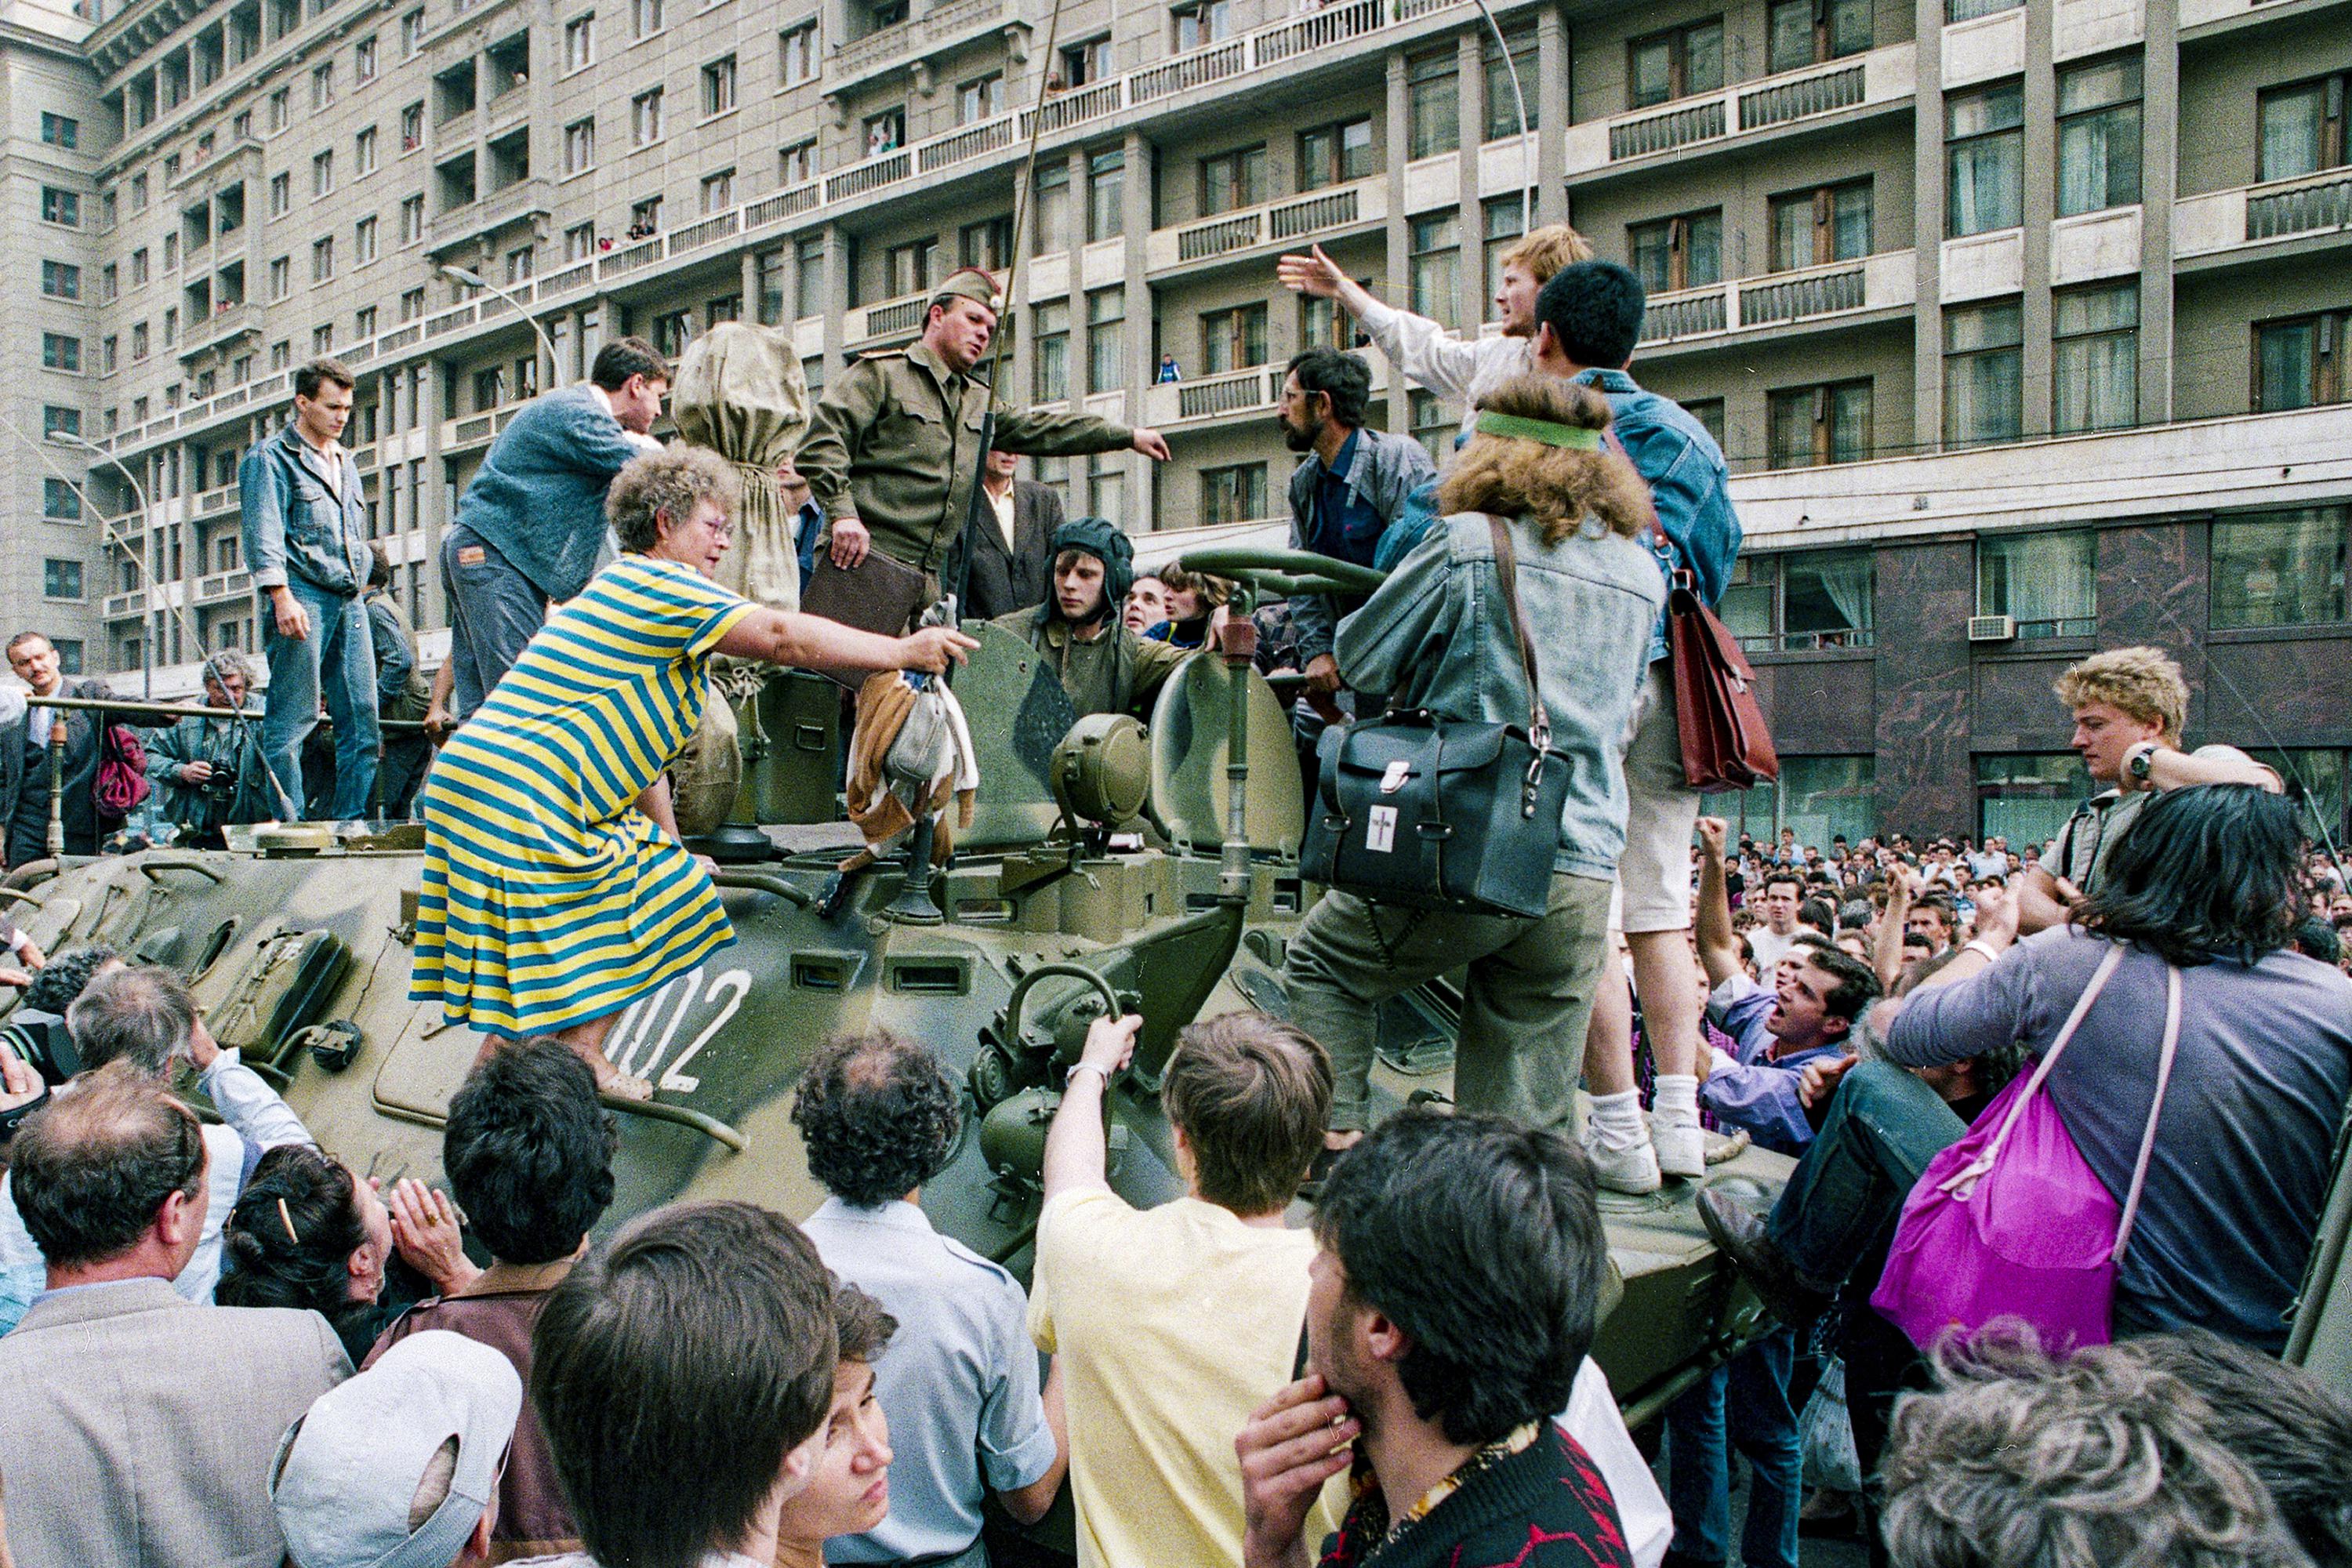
{"left": 1281, "top": 871, "right": 1614, "bottom": 1134}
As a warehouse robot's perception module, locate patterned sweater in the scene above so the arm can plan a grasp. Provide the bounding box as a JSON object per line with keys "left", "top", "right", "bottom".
{"left": 1319, "top": 1421, "right": 1632, "bottom": 1568}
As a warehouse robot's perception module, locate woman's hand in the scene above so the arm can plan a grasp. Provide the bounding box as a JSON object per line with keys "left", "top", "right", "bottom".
{"left": 898, "top": 626, "right": 979, "bottom": 673}
{"left": 387, "top": 1177, "right": 481, "bottom": 1298}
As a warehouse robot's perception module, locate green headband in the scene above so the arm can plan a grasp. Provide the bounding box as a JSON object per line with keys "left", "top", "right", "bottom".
{"left": 1473, "top": 412, "right": 1603, "bottom": 450}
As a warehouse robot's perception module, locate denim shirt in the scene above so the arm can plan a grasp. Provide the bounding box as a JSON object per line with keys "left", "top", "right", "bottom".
{"left": 1286, "top": 425, "right": 1438, "bottom": 664}
{"left": 1335, "top": 510, "right": 1665, "bottom": 881}
{"left": 238, "top": 422, "right": 371, "bottom": 597}
{"left": 1572, "top": 368, "right": 1742, "bottom": 663}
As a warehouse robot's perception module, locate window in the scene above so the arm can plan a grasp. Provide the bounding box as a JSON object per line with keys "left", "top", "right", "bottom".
{"left": 313, "top": 150, "right": 335, "bottom": 198}
{"left": 1769, "top": 181, "right": 1871, "bottom": 270}
{"left": 1087, "top": 150, "right": 1124, "bottom": 241}
{"left": 354, "top": 214, "right": 379, "bottom": 264}
{"left": 2212, "top": 506, "right": 2350, "bottom": 630}
{"left": 41, "top": 260, "right": 80, "bottom": 299}
{"left": 1201, "top": 463, "right": 1267, "bottom": 525}
{"left": 1629, "top": 20, "right": 1723, "bottom": 109}
{"left": 1409, "top": 212, "right": 1461, "bottom": 326}
{"left": 1062, "top": 37, "right": 1111, "bottom": 86}
{"left": 270, "top": 256, "right": 291, "bottom": 299}
{"left": 1483, "top": 23, "right": 1537, "bottom": 141}
{"left": 400, "top": 192, "right": 425, "bottom": 242}
{"left": 1719, "top": 550, "right": 1875, "bottom": 650}
{"left": 1172, "top": 0, "right": 1229, "bottom": 51}
{"left": 355, "top": 126, "right": 379, "bottom": 176}
{"left": 565, "top": 13, "right": 595, "bottom": 71}
{"left": 795, "top": 234, "right": 825, "bottom": 319}
{"left": 132, "top": 321, "right": 149, "bottom": 358}
{"left": 163, "top": 231, "right": 180, "bottom": 271}
{"left": 42, "top": 333, "right": 80, "bottom": 372}
{"left": 2052, "top": 284, "right": 2138, "bottom": 433}
{"left": 867, "top": 0, "right": 909, "bottom": 28}
{"left": 1408, "top": 390, "right": 1454, "bottom": 463}
{"left": 702, "top": 55, "right": 736, "bottom": 117}
{"left": 1200, "top": 145, "right": 1266, "bottom": 216}
{"left": 43, "top": 477, "right": 81, "bottom": 518}
{"left": 700, "top": 169, "right": 734, "bottom": 213}
{"left": 132, "top": 248, "right": 149, "bottom": 284}
{"left": 780, "top": 139, "right": 816, "bottom": 185}
{"left": 268, "top": 86, "right": 289, "bottom": 132}
{"left": 1035, "top": 162, "right": 1071, "bottom": 252}
{"left": 1201, "top": 303, "right": 1267, "bottom": 375}
{"left": 1944, "top": 300, "right": 2023, "bottom": 447}
{"left": 48, "top": 640, "right": 82, "bottom": 676}
{"left": 310, "top": 61, "right": 334, "bottom": 109}
{"left": 633, "top": 88, "right": 665, "bottom": 146}
{"left": 401, "top": 9, "right": 424, "bottom": 56}
{"left": 42, "top": 560, "right": 83, "bottom": 600}
{"left": 1483, "top": 198, "right": 1526, "bottom": 301}
{"left": 633, "top": 0, "right": 663, "bottom": 38}
{"left": 355, "top": 305, "right": 377, "bottom": 339}
{"left": 1298, "top": 118, "right": 1374, "bottom": 191}
{"left": 1301, "top": 292, "right": 1353, "bottom": 353}
{"left": 779, "top": 20, "right": 818, "bottom": 84}
{"left": 162, "top": 305, "right": 179, "bottom": 347}
{"left": 566, "top": 222, "right": 598, "bottom": 261}
{"left": 311, "top": 236, "right": 334, "bottom": 281}
{"left": 960, "top": 216, "right": 1011, "bottom": 271}
{"left": 1947, "top": 81, "right": 2024, "bottom": 237}
{"left": 562, "top": 118, "right": 597, "bottom": 177}
{"left": 2056, "top": 58, "right": 2141, "bottom": 217}
{"left": 1732, "top": 756, "right": 1877, "bottom": 851}
{"left": 1087, "top": 288, "right": 1123, "bottom": 394}
{"left": 43, "top": 405, "right": 80, "bottom": 438}
{"left": 1628, "top": 209, "right": 1722, "bottom": 293}
{"left": 630, "top": 194, "right": 662, "bottom": 233}
{"left": 472, "top": 366, "right": 507, "bottom": 410}
{"left": 1974, "top": 753, "right": 2093, "bottom": 851}
{"left": 1406, "top": 51, "right": 1459, "bottom": 161}
{"left": 2257, "top": 310, "right": 2350, "bottom": 411}
{"left": 1977, "top": 529, "right": 2096, "bottom": 637}
{"left": 355, "top": 34, "right": 377, "bottom": 82}
{"left": 270, "top": 172, "right": 291, "bottom": 216}
{"left": 100, "top": 191, "right": 117, "bottom": 229}
{"left": 39, "top": 187, "right": 79, "bottom": 226}
{"left": 399, "top": 287, "right": 424, "bottom": 321}
{"left": 40, "top": 111, "right": 78, "bottom": 148}
{"left": 312, "top": 324, "right": 334, "bottom": 354}
{"left": 401, "top": 103, "right": 424, "bottom": 151}
{"left": 100, "top": 263, "right": 116, "bottom": 302}
{"left": 1768, "top": 0, "right": 1869, "bottom": 72}
{"left": 863, "top": 107, "right": 905, "bottom": 154}
{"left": 652, "top": 308, "right": 692, "bottom": 358}
{"left": 1768, "top": 380, "right": 1872, "bottom": 468}
{"left": 1034, "top": 299, "right": 1070, "bottom": 401}
{"left": 752, "top": 249, "right": 787, "bottom": 323}
{"left": 2259, "top": 72, "right": 2350, "bottom": 183}
{"left": 131, "top": 173, "right": 148, "bottom": 211}
{"left": 959, "top": 73, "right": 1004, "bottom": 124}
{"left": 885, "top": 238, "right": 938, "bottom": 296}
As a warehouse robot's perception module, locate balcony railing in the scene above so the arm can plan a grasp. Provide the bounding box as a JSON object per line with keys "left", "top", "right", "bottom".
{"left": 833, "top": 0, "right": 1008, "bottom": 82}
{"left": 2175, "top": 167, "right": 2352, "bottom": 258}
{"left": 847, "top": 291, "right": 929, "bottom": 343}
{"left": 1147, "top": 357, "right": 1388, "bottom": 426}
{"left": 194, "top": 568, "right": 252, "bottom": 604}
{"left": 442, "top": 397, "right": 532, "bottom": 451}
{"left": 1568, "top": 42, "right": 1915, "bottom": 175}
{"left": 1739, "top": 627, "right": 1877, "bottom": 654}
{"left": 103, "top": 588, "right": 147, "bottom": 619}
{"left": 1639, "top": 250, "right": 1916, "bottom": 347}
{"left": 1148, "top": 176, "right": 1386, "bottom": 271}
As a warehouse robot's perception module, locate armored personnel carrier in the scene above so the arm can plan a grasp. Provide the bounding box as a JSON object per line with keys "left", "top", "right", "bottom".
{"left": 2, "top": 543, "right": 1802, "bottom": 1433}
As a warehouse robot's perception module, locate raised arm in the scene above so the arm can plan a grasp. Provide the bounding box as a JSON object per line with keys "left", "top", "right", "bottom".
{"left": 1693, "top": 816, "right": 1741, "bottom": 989}
{"left": 1873, "top": 869, "right": 1918, "bottom": 990}
{"left": 715, "top": 608, "right": 977, "bottom": 673}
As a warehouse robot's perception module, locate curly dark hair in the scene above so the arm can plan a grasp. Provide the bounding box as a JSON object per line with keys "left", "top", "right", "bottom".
{"left": 217, "top": 1145, "right": 372, "bottom": 1341}
{"left": 445, "top": 1040, "right": 618, "bottom": 1265}
{"left": 832, "top": 1276, "right": 898, "bottom": 1363}
{"left": 790, "top": 1030, "right": 963, "bottom": 1207}
{"left": 23, "top": 944, "right": 119, "bottom": 1017}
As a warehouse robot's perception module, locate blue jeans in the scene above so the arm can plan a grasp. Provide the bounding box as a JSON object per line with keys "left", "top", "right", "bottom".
{"left": 1768, "top": 1059, "right": 1968, "bottom": 1286}
{"left": 443, "top": 524, "right": 550, "bottom": 716}
{"left": 261, "top": 580, "right": 379, "bottom": 821}
{"left": 1665, "top": 1328, "right": 1800, "bottom": 1568}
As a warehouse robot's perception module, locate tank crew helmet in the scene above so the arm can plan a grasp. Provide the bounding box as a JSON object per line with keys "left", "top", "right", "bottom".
{"left": 1051, "top": 517, "right": 1134, "bottom": 604}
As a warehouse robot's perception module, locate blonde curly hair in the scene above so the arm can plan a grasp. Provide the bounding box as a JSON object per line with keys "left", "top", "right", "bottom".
{"left": 1436, "top": 375, "right": 1652, "bottom": 546}
{"left": 606, "top": 445, "right": 742, "bottom": 554}
{"left": 2053, "top": 646, "right": 2188, "bottom": 743}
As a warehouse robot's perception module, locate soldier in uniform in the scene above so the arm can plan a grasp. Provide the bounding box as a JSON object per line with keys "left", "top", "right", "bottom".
{"left": 796, "top": 267, "right": 1171, "bottom": 603}
{"left": 993, "top": 517, "right": 1192, "bottom": 720}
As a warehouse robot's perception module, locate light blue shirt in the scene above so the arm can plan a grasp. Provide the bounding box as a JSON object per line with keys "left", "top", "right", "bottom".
{"left": 802, "top": 1196, "right": 1058, "bottom": 1563}
{"left": 0, "top": 1049, "right": 314, "bottom": 1334}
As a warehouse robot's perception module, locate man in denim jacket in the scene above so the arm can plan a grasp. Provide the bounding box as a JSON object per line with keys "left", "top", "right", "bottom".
{"left": 238, "top": 358, "right": 376, "bottom": 822}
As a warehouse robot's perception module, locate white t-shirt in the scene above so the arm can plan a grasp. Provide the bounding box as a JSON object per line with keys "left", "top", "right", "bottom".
{"left": 1748, "top": 926, "right": 1801, "bottom": 975}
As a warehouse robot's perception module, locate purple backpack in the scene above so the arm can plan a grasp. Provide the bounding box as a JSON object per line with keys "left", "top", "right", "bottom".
{"left": 1872, "top": 942, "right": 2181, "bottom": 1356}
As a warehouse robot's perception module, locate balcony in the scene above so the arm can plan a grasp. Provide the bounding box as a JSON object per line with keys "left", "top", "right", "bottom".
{"left": 1145, "top": 177, "right": 1386, "bottom": 275}
{"left": 178, "top": 299, "right": 260, "bottom": 361}
{"left": 103, "top": 588, "right": 147, "bottom": 620}
{"left": 429, "top": 176, "right": 552, "bottom": 256}
{"left": 830, "top": 0, "right": 1009, "bottom": 90}
{"left": 1563, "top": 42, "right": 1914, "bottom": 179}
{"left": 194, "top": 568, "right": 252, "bottom": 604}
{"left": 441, "top": 397, "right": 532, "bottom": 452}
{"left": 194, "top": 482, "right": 238, "bottom": 519}
{"left": 1147, "top": 358, "right": 1388, "bottom": 428}
{"left": 1637, "top": 250, "right": 1916, "bottom": 350}
{"left": 846, "top": 290, "right": 929, "bottom": 345}
{"left": 2174, "top": 168, "right": 2352, "bottom": 265}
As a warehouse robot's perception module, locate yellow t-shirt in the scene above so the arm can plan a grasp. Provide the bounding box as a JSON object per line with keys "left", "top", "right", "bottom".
{"left": 1029, "top": 1189, "right": 1344, "bottom": 1568}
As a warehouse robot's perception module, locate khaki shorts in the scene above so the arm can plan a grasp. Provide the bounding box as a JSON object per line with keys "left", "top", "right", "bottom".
{"left": 1609, "top": 663, "right": 1701, "bottom": 935}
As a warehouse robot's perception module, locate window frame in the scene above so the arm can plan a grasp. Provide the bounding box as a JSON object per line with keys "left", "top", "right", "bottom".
{"left": 1766, "top": 379, "right": 1875, "bottom": 470}
{"left": 1628, "top": 18, "right": 1725, "bottom": 110}
{"left": 1767, "top": 179, "right": 1872, "bottom": 271}
{"left": 1627, "top": 209, "right": 1724, "bottom": 293}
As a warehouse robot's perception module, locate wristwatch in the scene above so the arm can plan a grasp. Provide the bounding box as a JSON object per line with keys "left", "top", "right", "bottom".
{"left": 2125, "top": 741, "right": 2160, "bottom": 784}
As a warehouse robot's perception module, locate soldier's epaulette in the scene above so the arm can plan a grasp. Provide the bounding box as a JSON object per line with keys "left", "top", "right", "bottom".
{"left": 858, "top": 347, "right": 909, "bottom": 361}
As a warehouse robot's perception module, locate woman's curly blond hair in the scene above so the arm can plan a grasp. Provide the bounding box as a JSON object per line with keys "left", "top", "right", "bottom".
{"left": 1436, "top": 376, "right": 1652, "bottom": 546}
{"left": 606, "top": 445, "right": 742, "bottom": 554}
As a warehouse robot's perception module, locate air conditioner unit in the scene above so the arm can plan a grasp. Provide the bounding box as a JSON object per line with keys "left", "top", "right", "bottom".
{"left": 1967, "top": 615, "right": 2016, "bottom": 643}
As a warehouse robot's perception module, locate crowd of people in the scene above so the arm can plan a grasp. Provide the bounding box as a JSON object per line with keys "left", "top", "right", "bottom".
{"left": 3, "top": 204, "right": 2351, "bottom": 1568}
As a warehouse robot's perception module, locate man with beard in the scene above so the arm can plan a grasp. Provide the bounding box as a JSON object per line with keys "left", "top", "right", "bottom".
{"left": 991, "top": 517, "right": 1191, "bottom": 720}
{"left": 1236, "top": 1111, "right": 1631, "bottom": 1568}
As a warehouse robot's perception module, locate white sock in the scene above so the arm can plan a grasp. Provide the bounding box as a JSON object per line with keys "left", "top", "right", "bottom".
{"left": 1653, "top": 1074, "right": 1700, "bottom": 1127}
{"left": 1588, "top": 1089, "right": 1646, "bottom": 1150}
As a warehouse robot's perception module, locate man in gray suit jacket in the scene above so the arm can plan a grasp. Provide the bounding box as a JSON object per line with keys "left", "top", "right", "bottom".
{"left": 964, "top": 448, "right": 1066, "bottom": 622}
{"left": 0, "top": 1066, "right": 350, "bottom": 1568}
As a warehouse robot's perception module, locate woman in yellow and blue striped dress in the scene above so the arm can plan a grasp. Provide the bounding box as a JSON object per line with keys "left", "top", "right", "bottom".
{"left": 410, "top": 446, "right": 973, "bottom": 1096}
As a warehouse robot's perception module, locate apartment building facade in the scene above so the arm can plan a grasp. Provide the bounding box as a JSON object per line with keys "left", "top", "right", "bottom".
{"left": 10, "top": 0, "right": 2350, "bottom": 836}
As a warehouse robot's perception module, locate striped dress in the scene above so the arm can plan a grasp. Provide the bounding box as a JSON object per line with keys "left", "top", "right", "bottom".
{"left": 409, "top": 553, "right": 757, "bottom": 1035}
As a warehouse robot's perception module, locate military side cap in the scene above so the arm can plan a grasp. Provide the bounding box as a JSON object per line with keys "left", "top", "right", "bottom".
{"left": 1052, "top": 516, "right": 1134, "bottom": 601}
{"left": 931, "top": 267, "right": 1004, "bottom": 312}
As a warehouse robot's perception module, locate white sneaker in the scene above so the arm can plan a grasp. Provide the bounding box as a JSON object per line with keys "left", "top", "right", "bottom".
{"left": 1584, "top": 1131, "right": 1662, "bottom": 1196}
{"left": 1653, "top": 1118, "right": 1708, "bottom": 1181}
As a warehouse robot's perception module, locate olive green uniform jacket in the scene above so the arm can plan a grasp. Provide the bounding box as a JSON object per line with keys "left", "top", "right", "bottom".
{"left": 797, "top": 339, "right": 1136, "bottom": 583}
{"left": 991, "top": 608, "right": 1193, "bottom": 720}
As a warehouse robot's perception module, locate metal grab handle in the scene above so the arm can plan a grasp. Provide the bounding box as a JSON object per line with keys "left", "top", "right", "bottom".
{"left": 1002, "top": 962, "right": 1123, "bottom": 1045}
{"left": 709, "top": 869, "right": 815, "bottom": 909}
{"left": 136, "top": 854, "right": 227, "bottom": 886}
{"left": 1175, "top": 546, "right": 1388, "bottom": 597}
{"left": 599, "top": 1092, "right": 749, "bottom": 1152}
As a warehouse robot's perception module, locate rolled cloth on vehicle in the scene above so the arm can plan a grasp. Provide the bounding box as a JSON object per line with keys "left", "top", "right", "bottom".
{"left": 672, "top": 321, "right": 808, "bottom": 612}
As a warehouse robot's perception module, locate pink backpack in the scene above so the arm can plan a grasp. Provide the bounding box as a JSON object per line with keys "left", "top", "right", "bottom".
{"left": 1871, "top": 942, "right": 2181, "bottom": 1356}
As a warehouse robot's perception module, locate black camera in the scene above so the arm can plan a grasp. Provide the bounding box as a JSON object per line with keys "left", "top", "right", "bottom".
{"left": 0, "top": 1007, "right": 80, "bottom": 1087}
{"left": 195, "top": 763, "right": 242, "bottom": 804}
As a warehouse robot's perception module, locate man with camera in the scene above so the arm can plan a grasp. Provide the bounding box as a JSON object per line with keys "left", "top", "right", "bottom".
{"left": 146, "top": 651, "right": 277, "bottom": 845}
